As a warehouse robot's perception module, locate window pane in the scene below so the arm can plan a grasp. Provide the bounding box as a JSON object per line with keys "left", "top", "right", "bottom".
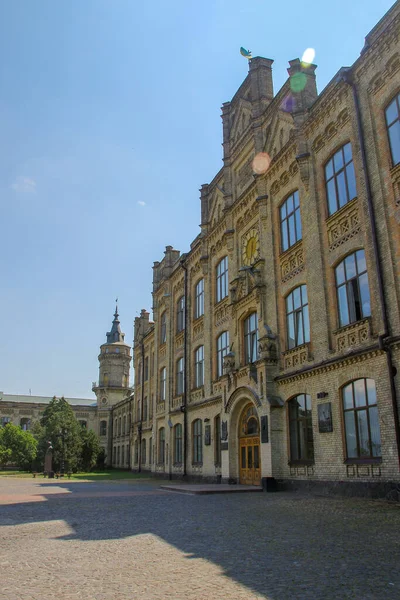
{"left": 303, "top": 305, "right": 310, "bottom": 343}
{"left": 338, "top": 284, "right": 349, "bottom": 326}
{"left": 247, "top": 446, "right": 253, "bottom": 468}
{"left": 293, "top": 287, "right": 301, "bottom": 309}
{"left": 294, "top": 190, "right": 300, "bottom": 208}
{"left": 345, "top": 253, "right": 356, "bottom": 279}
{"left": 301, "top": 284, "right": 308, "bottom": 304}
{"left": 356, "top": 250, "right": 366, "bottom": 273}
{"left": 366, "top": 379, "right": 377, "bottom": 406}
{"left": 388, "top": 122, "right": 400, "bottom": 166}
{"left": 286, "top": 292, "right": 293, "bottom": 313}
{"left": 289, "top": 419, "right": 299, "bottom": 460}
{"left": 325, "top": 159, "right": 333, "bottom": 180}
{"left": 295, "top": 207, "right": 302, "bottom": 241}
{"left": 336, "top": 262, "right": 345, "bottom": 285}
{"left": 343, "top": 142, "right": 353, "bottom": 164}
{"left": 241, "top": 446, "right": 246, "bottom": 468}
{"left": 369, "top": 406, "right": 382, "bottom": 457}
{"left": 386, "top": 98, "right": 398, "bottom": 125}
{"left": 254, "top": 445, "right": 260, "bottom": 469}
{"left": 337, "top": 171, "right": 347, "bottom": 208}
{"left": 296, "top": 310, "right": 304, "bottom": 345}
{"left": 334, "top": 149, "right": 344, "bottom": 172}
{"left": 357, "top": 409, "right": 370, "bottom": 456}
{"left": 287, "top": 313, "right": 295, "bottom": 349}
{"left": 281, "top": 220, "right": 289, "bottom": 252}
{"left": 346, "top": 161, "right": 357, "bottom": 200}
{"left": 287, "top": 194, "right": 294, "bottom": 214}
{"left": 345, "top": 411, "right": 357, "bottom": 458}
{"left": 281, "top": 202, "right": 287, "bottom": 219}
{"left": 288, "top": 214, "right": 296, "bottom": 246}
{"left": 359, "top": 272, "right": 371, "bottom": 317}
{"left": 354, "top": 379, "right": 367, "bottom": 407}
{"left": 327, "top": 178, "right": 337, "bottom": 215}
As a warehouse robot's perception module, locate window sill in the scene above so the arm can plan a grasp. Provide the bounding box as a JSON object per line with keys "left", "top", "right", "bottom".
{"left": 279, "top": 238, "right": 303, "bottom": 259}
{"left": 215, "top": 297, "right": 229, "bottom": 307}
{"left": 288, "top": 460, "right": 315, "bottom": 467}
{"left": 344, "top": 458, "right": 382, "bottom": 465}
{"left": 192, "top": 462, "right": 203, "bottom": 467}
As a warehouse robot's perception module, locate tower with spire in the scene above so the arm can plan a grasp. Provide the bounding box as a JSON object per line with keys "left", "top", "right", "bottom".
{"left": 93, "top": 302, "right": 132, "bottom": 404}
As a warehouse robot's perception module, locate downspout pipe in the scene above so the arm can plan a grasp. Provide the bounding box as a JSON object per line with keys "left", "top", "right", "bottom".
{"left": 138, "top": 340, "right": 145, "bottom": 473}
{"left": 181, "top": 257, "right": 188, "bottom": 478}
{"left": 342, "top": 68, "right": 400, "bottom": 467}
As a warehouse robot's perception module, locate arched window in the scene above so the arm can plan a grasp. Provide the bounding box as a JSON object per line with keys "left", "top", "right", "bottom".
{"left": 194, "top": 279, "right": 204, "bottom": 318}
{"left": 385, "top": 92, "right": 400, "bottom": 166}
{"left": 174, "top": 423, "right": 183, "bottom": 464}
{"left": 176, "top": 358, "right": 184, "bottom": 396}
{"left": 100, "top": 420, "right": 107, "bottom": 436}
{"left": 160, "top": 312, "right": 167, "bottom": 344}
{"left": 217, "top": 331, "right": 229, "bottom": 378}
{"left": 336, "top": 250, "right": 370, "bottom": 327}
{"left": 342, "top": 379, "right": 381, "bottom": 459}
{"left": 123, "top": 415, "right": 126, "bottom": 435}
{"left": 325, "top": 143, "right": 357, "bottom": 215}
{"left": 20, "top": 418, "right": 31, "bottom": 431}
{"left": 288, "top": 394, "right": 314, "bottom": 462}
{"left": 194, "top": 346, "right": 204, "bottom": 388}
{"left": 244, "top": 312, "right": 258, "bottom": 364}
{"left": 160, "top": 367, "right": 166, "bottom": 401}
{"left": 144, "top": 356, "right": 149, "bottom": 381}
{"left": 192, "top": 419, "right": 203, "bottom": 464}
{"left": 141, "top": 438, "right": 147, "bottom": 465}
{"left": 216, "top": 257, "right": 228, "bottom": 303}
{"left": 280, "top": 190, "right": 302, "bottom": 252}
{"left": 176, "top": 296, "right": 185, "bottom": 332}
{"left": 158, "top": 428, "right": 165, "bottom": 464}
{"left": 117, "top": 446, "right": 120, "bottom": 465}
{"left": 286, "top": 285, "right": 310, "bottom": 349}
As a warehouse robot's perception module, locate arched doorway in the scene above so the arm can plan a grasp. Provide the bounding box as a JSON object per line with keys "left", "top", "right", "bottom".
{"left": 239, "top": 403, "right": 261, "bottom": 485}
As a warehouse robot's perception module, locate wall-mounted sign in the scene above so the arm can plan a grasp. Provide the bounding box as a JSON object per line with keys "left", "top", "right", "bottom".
{"left": 204, "top": 424, "right": 211, "bottom": 445}
{"left": 318, "top": 402, "right": 333, "bottom": 433}
{"left": 221, "top": 420, "right": 228, "bottom": 441}
{"left": 261, "top": 415, "right": 269, "bottom": 443}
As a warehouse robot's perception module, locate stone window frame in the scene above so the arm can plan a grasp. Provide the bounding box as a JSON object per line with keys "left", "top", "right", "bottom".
{"left": 160, "top": 367, "right": 166, "bottom": 402}
{"left": 280, "top": 189, "right": 302, "bottom": 253}
{"left": 174, "top": 423, "right": 183, "bottom": 465}
{"left": 176, "top": 295, "right": 185, "bottom": 333}
{"left": 216, "top": 330, "right": 230, "bottom": 378}
{"left": 335, "top": 249, "right": 371, "bottom": 328}
{"left": 194, "top": 345, "right": 205, "bottom": 388}
{"left": 385, "top": 91, "right": 400, "bottom": 167}
{"left": 194, "top": 278, "right": 205, "bottom": 319}
{"left": 176, "top": 357, "right": 184, "bottom": 396}
{"left": 325, "top": 142, "right": 357, "bottom": 216}
{"left": 20, "top": 418, "right": 31, "bottom": 431}
{"left": 160, "top": 311, "right": 167, "bottom": 345}
{"left": 144, "top": 356, "right": 149, "bottom": 381}
{"left": 100, "top": 420, "right": 107, "bottom": 436}
{"left": 158, "top": 427, "right": 165, "bottom": 464}
{"left": 285, "top": 285, "right": 310, "bottom": 350}
{"left": 192, "top": 418, "right": 203, "bottom": 465}
{"left": 243, "top": 311, "right": 259, "bottom": 364}
{"left": 341, "top": 378, "right": 382, "bottom": 463}
{"left": 287, "top": 394, "right": 314, "bottom": 465}
{"left": 216, "top": 256, "right": 229, "bottom": 304}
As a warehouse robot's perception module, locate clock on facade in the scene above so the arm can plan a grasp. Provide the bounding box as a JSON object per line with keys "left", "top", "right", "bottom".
{"left": 242, "top": 229, "right": 260, "bottom": 266}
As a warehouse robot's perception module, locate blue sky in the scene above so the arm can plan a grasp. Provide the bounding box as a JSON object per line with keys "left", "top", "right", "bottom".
{"left": 0, "top": 0, "right": 394, "bottom": 398}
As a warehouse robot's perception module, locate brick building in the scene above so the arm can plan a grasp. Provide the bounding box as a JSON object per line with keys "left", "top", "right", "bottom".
{"left": 131, "top": 1, "right": 400, "bottom": 496}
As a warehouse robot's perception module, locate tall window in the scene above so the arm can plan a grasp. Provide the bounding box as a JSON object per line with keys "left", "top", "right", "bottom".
{"left": 288, "top": 394, "right": 314, "bottom": 462}
{"left": 286, "top": 285, "right": 310, "bottom": 349}
{"left": 141, "top": 438, "right": 146, "bottom": 465}
{"left": 114, "top": 418, "right": 117, "bottom": 437}
{"left": 100, "top": 420, "right": 107, "bottom": 436}
{"left": 214, "top": 415, "right": 221, "bottom": 467}
{"left": 149, "top": 441, "right": 152, "bottom": 465}
{"left": 385, "top": 92, "right": 400, "bottom": 166}
{"left": 158, "top": 428, "right": 165, "bottom": 464}
{"left": 144, "top": 356, "right": 149, "bottom": 381}
{"left": 160, "top": 312, "right": 167, "bottom": 344}
{"left": 1, "top": 417, "right": 11, "bottom": 427}
{"left": 136, "top": 400, "right": 140, "bottom": 422}
{"left": 343, "top": 379, "right": 381, "bottom": 459}
{"left": 174, "top": 423, "right": 183, "bottom": 464}
{"left": 325, "top": 143, "right": 357, "bottom": 215}
{"left": 143, "top": 397, "right": 148, "bottom": 421}
{"left": 20, "top": 418, "right": 31, "bottom": 431}
{"left": 217, "top": 331, "right": 230, "bottom": 377}
{"left": 336, "top": 250, "right": 371, "bottom": 327}
{"left": 194, "top": 346, "right": 204, "bottom": 388}
{"left": 176, "top": 296, "right": 185, "bottom": 332}
{"left": 244, "top": 312, "right": 258, "bottom": 364}
{"left": 123, "top": 415, "right": 126, "bottom": 435}
{"left": 117, "top": 446, "right": 120, "bottom": 465}
{"left": 192, "top": 419, "right": 203, "bottom": 464}
{"left": 195, "top": 279, "right": 204, "bottom": 318}
{"left": 280, "top": 190, "right": 302, "bottom": 252}
{"left": 160, "top": 367, "right": 166, "bottom": 401}
{"left": 118, "top": 417, "right": 122, "bottom": 435}
{"left": 216, "top": 256, "right": 228, "bottom": 303}
{"left": 176, "top": 357, "right": 184, "bottom": 395}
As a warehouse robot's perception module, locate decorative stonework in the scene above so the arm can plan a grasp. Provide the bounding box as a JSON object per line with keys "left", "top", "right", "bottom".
{"left": 269, "top": 160, "right": 298, "bottom": 197}
{"left": 192, "top": 318, "right": 204, "bottom": 342}
{"left": 171, "top": 396, "right": 182, "bottom": 410}
{"left": 190, "top": 388, "right": 204, "bottom": 404}
{"left": 326, "top": 199, "right": 360, "bottom": 251}
{"left": 282, "top": 343, "right": 312, "bottom": 371}
{"left": 334, "top": 318, "right": 371, "bottom": 353}
{"left": 280, "top": 241, "right": 305, "bottom": 283}
{"left": 175, "top": 331, "right": 184, "bottom": 350}
{"left": 156, "top": 402, "right": 165, "bottom": 415}
{"left": 368, "top": 51, "right": 400, "bottom": 94}
{"left": 159, "top": 345, "right": 166, "bottom": 360}
{"left": 289, "top": 465, "right": 314, "bottom": 477}
{"left": 214, "top": 299, "right": 230, "bottom": 327}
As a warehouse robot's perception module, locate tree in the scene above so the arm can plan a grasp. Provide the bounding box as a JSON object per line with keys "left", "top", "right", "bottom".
{"left": 79, "top": 428, "right": 101, "bottom": 471}
{"left": 39, "top": 397, "right": 82, "bottom": 472}
{"left": 0, "top": 424, "right": 38, "bottom": 469}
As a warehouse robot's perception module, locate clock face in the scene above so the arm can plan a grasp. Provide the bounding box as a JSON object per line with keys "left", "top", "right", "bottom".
{"left": 242, "top": 229, "right": 259, "bottom": 266}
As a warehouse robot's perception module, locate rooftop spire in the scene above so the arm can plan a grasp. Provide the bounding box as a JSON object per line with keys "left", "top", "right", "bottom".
{"left": 106, "top": 300, "right": 125, "bottom": 344}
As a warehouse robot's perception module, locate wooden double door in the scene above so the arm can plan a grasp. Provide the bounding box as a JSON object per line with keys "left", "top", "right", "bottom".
{"left": 239, "top": 436, "right": 261, "bottom": 485}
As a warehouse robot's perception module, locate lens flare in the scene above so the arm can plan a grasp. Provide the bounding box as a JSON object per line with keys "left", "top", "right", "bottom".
{"left": 281, "top": 94, "right": 295, "bottom": 112}
{"left": 252, "top": 152, "right": 271, "bottom": 175}
{"left": 301, "top": 47, "right": 315, "bottom": 67}
{"left": 290, "top": 72, "right": 307, "bottom": 93}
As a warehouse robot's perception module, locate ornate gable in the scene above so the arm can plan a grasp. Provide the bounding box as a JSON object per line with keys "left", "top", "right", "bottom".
{"left": 230, "top": 98, "right": 253, "bottom": 144}
{"left": 208, "top": 189, "right": 225, "bottom": 229}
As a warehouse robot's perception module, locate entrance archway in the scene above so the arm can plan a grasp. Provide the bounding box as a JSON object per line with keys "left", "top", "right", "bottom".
{"left": 238, "top": 403, "right": 261, "bottom": 485}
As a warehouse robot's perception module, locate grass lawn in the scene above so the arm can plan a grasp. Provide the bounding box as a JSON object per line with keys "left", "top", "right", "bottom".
{"left": 0, "top": 470, "right": 152, "bottom": 481}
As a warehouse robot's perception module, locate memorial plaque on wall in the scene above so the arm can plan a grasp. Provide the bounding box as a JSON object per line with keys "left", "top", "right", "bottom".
{"left": 261, "top": 415, "right": 269, "bottom": 443}
{"left": 318, "top": 402, "right": 333, "bottom": 433}
{"left": 204, "top": 424, "right": 211, "bottom": 445}
{"left": 221, "top": 441, "right": 229, "bottom": 451}
{"left": 221, "top": 420, "right": 228, "bottom": 441}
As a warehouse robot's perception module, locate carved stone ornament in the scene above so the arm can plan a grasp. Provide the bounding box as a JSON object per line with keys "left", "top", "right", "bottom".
{"left": 223, "top": 351, "right": 236, "bottom": 374}
{"left": 258, "top": 324, "right": 277, "bottom": 361}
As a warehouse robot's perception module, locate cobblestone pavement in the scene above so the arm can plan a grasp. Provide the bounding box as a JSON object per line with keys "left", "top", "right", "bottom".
{"left": 0, "top": 478, "right": 399, "bottom": 600}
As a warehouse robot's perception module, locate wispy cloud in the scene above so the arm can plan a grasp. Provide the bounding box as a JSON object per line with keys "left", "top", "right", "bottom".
{"left": 10, "top": 176, "right": 37, "bottom": 194}
{"left": 137, "top": 201, "right": 146, "bottom": 206}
